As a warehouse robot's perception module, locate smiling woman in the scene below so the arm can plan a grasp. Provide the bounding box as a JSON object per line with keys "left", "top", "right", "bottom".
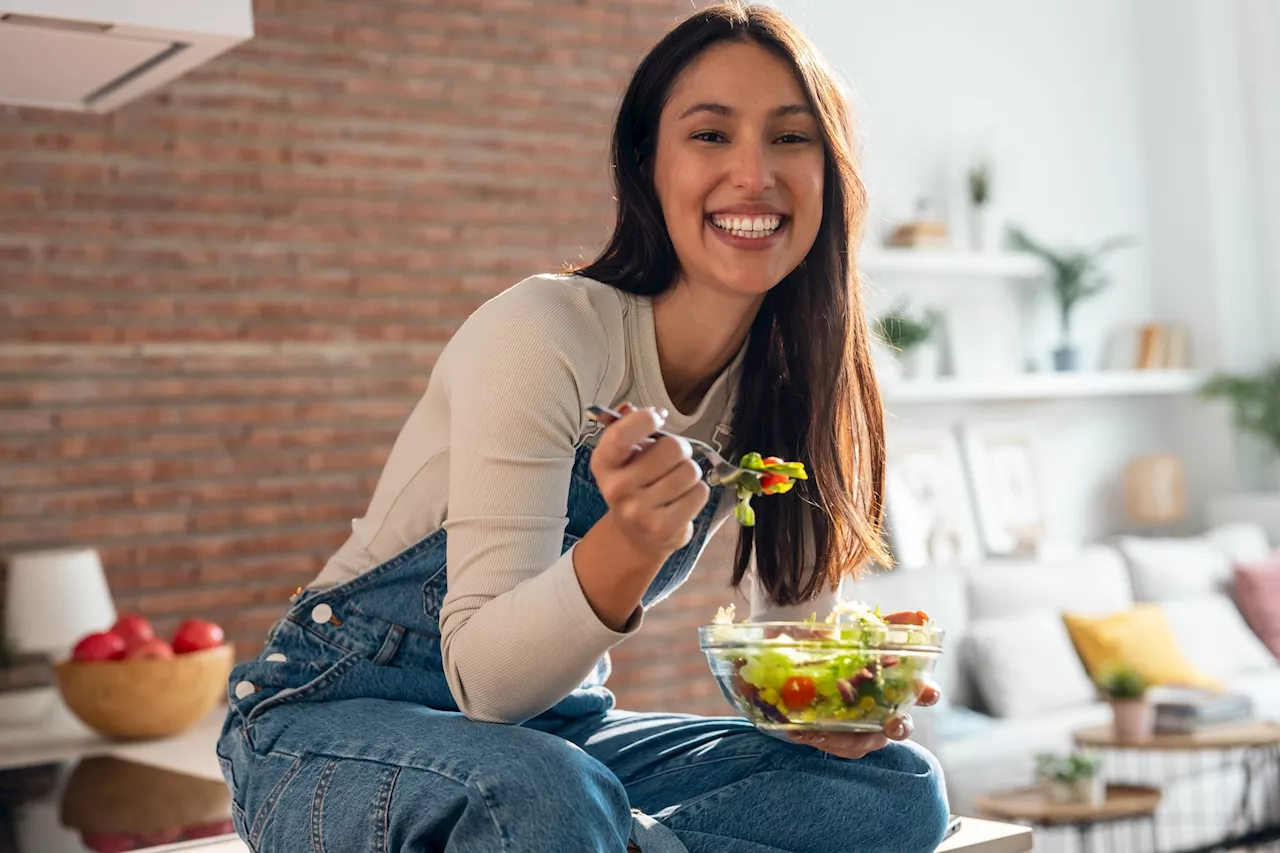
{"left": 215, "top": 5, "right": 949, "bottom": 853}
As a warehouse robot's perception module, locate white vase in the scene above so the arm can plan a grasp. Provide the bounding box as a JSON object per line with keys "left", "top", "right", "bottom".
{"left": 903, "top": 343, "right": 942, "bottom": 380}
{"left": 968, "top": 205, "right": 987, "bottom": 252}
{"left": 1041, "top": 776, "right": 1103, "bottom": 806}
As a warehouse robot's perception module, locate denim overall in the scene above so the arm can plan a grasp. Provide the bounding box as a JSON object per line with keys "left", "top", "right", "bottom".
{"left": 217, "top": 442, "right": 949, "bottom": 853}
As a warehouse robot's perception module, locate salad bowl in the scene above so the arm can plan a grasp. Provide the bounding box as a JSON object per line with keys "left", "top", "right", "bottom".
{"left": 698, "top": 603, "right": 944, "bottom": 735}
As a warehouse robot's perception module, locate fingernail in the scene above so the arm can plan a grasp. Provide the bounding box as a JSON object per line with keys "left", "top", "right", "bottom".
{"left": 658, "top": 408, "right": 669, "bottom": 420}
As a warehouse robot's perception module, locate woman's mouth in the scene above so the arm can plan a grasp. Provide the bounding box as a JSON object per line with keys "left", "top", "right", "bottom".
{"left": 707, "top": 213, "right": 785, "bottom": 240}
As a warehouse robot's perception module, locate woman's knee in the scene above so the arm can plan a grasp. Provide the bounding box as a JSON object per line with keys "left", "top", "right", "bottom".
{"left": 855, "top": 740, "right": 951, "bottom": 852}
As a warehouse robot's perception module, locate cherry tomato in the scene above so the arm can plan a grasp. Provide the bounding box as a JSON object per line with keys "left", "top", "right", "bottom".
{"left": 760, "top": 472, "right": 789, "bottom": 492}
{"left": 171, "top": 619, "right": 225, "bottom": 654}
{"left": 780, "top": 675, "right": 817, "bottom": 708}
{"left": 884, "top": 610, "right": 929, "bottom": 626}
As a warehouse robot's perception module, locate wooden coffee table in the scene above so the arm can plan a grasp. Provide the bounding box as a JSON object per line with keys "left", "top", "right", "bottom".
{"left": 1074, "top": 720, "right": 1280, "bottom": 849}
{"left": 976, "top": 784, "right": 1160, "bottom": 853}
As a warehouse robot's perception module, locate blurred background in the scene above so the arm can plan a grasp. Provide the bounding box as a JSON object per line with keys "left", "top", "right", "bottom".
{"left": 1, "top": 1, "right": 1279, "bottom": 845}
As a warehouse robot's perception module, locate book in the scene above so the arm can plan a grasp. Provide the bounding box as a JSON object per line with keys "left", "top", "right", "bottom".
{"left": 1151, "top": 687, "right": 1253, "bottom": 733}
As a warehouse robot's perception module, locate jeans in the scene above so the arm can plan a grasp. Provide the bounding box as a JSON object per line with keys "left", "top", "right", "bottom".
{"left": 217, "top": 443, "right": 950, "bottom": 852}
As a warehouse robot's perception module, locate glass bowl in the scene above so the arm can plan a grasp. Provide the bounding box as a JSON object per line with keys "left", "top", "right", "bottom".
{"left": 698, "top": 619, "right": 944, "bottom": 734}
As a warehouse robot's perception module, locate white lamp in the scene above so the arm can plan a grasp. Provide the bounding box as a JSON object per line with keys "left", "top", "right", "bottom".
{"left": 5, "top": 548, "right": 117, "bottom": 658}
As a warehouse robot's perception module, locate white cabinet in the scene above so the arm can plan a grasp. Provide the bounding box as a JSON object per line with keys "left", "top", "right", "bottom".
{"left": 0, "top": 0, "right": 253, "bottom": 113}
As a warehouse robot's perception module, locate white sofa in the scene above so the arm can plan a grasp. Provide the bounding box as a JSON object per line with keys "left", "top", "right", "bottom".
{"left": 849, "top": 522, "right": 1280, "bottom": 851}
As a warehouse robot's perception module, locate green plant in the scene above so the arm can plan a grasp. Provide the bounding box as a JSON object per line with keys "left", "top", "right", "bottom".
{"left": 1200, "top": 362, "right": 1280, "bottom": 458}
{"left": 1035, "top": 752, "right": 1101, "bottom": 784}
{"left": 1006, "top": 226, "right": 1134, "bottom": 339}
{"left": 1098, "top": 662, "right": 1148, "bottom": 700}
{"left": 874, "top": 303, "right": 943, "bottom": 353}
{"left": 968, "top": 164, "right": 990, "bottom": 207}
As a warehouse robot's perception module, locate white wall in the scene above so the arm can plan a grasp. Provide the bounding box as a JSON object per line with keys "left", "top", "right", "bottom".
{"left": 775, "top": 0, "right": 1267, "bottom": 548}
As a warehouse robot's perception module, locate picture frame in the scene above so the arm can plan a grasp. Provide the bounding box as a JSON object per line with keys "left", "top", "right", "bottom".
{"left": 961, "top": 421, "right": 1045, "bottom": 556}
{"left": 884, "top": 427, "right": 982, "bottom": 570}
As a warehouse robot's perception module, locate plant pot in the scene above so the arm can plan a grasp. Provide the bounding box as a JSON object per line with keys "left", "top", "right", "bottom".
{"left": 968, "top": 206, "right": 987, "bottom": 252}
{"left": 1052, "top": 344, "right": 1079, "bottom": 372}
{"left": 1111, "top": 698, "right": 1154, "bottom": 741}
{"left": 903, "top": 343, "right": 942, "bottom": 380}
{"left": 1040, "top": 776, "right": 1103, "bottom": 806}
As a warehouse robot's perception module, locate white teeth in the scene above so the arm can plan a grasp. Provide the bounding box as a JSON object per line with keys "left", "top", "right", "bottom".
{"left": 709, "top": 214, "right": 783, "bottom": 238}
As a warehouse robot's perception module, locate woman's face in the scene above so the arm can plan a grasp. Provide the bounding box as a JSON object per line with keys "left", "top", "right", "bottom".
{"left": 653, "top": 40, "right": 825, "bottom": 300}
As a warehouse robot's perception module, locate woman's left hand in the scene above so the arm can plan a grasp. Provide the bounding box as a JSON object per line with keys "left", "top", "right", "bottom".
{"left": 788, "top": 679, "right": 941, "bottom": 760}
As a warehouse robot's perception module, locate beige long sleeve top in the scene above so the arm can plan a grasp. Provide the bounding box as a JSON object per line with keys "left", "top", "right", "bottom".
{"left": 309, "top": 273, "right": 832, "bottom": 723}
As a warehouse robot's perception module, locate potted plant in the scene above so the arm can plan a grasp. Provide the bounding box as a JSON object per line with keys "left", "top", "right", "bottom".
{"left": 967, "top": 162, "right": 991, "bottom": 252}
{"left": 1005, "top": 226, "right": 1134, "bottom": 371}
{"left": 874, "top": 302, "right": 945, "bottom": 380}
{"left": 1200, "top": 362, "right": 1280, "bottom": 486}
{"left": 1034, "top": 752, "right": 1104, "bottom": 806}
{"left": 1099, "top": 662, "right": 1153, "bottom": 741}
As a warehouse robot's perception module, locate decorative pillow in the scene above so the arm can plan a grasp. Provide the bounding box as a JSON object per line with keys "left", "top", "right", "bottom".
{"left": 1116, "top": 535, "right": 1233, "bottom": 602}
{"left": 1160, "top": 594, "right": 1278, "bottom": 679}
{"left": 1233, "top": 553, "right": 1280, "bottom": 659}
{"left": 962, "top": 612, "right": 1098, "bottom": 719}
{"left": 1062, "top": 604, "right": 1221, "bottom": 690}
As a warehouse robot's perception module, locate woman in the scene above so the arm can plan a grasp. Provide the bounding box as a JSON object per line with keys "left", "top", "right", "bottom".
{"left": 217, "top": 4, "right": 950, "bottom": 852}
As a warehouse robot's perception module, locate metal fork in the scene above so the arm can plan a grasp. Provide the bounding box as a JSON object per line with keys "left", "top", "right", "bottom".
{"left": 585, "top": 404, "right": 761, "bottom": 487}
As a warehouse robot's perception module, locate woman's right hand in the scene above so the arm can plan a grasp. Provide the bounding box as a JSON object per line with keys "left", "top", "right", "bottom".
{"left": 590, "top": 403, "right": 711, "bottom": 562}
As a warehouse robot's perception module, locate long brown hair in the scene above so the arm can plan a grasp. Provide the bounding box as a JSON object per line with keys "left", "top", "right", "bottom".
{"left": 575, "top": 2, "right": 890, "bottom": 605}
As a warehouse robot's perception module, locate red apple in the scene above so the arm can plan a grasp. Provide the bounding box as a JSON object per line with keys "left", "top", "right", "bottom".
{"left": 72, "top": 631, "right": 127, "bottom": 663}
{"left": 80, "top": 830, "right": 137, "bottom": 852}
{"left": 171, "top": 619, "right": 224, "bottom": 654}
{"left": 126, "top": 638, "right": 175, "bottom": 661}
{"left": 110, "top": 613, "right": 155, "bottom": 653}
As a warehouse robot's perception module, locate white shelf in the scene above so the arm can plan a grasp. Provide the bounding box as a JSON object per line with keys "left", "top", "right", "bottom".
{"left": 883, "top": 370, "right": 1207, "bottom": 405}
{"left": 860, "top": 248, "right": 1046, "bottom": 279}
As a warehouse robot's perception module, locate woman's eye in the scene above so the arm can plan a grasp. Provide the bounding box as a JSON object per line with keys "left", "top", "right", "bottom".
{"left": 776, "top": 132, "right": 810, "bottom": 144}
{"left": 692, "top": 130, "right": 727, "bottom": 143}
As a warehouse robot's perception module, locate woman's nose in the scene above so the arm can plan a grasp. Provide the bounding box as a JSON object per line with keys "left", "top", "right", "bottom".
{"left": 730, "top": 141, "right": 775, "bottom": 194}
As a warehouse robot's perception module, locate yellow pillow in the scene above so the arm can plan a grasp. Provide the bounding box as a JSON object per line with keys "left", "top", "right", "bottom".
{"left": 1062, "top": 604, "right": 1221, "bottom": 690}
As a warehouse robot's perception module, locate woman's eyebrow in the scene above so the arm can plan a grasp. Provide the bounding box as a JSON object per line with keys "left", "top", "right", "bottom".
{"left": 677, "top": 102, "right": 813, "bottom": 120}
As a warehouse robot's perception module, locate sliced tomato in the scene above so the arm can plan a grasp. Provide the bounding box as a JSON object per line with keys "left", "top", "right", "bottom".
{"left": 761, "top": 456, "right": 785, "bottom": 467}
{"left": 884, "top": 610, "right": 929, "bottom": 626}
{"left": 760, "top": 472, "right": 789, "bottom": 493}
{"left": 780, "top": 675, "right": 817, "bottom": 708}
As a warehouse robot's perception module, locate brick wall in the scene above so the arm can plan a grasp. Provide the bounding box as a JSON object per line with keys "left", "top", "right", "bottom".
{"left": 0, "top": 0, "right": 738, "bottom": 717}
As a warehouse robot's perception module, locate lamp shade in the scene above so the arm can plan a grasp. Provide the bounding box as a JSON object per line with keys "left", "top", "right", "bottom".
{"left": 4, "top": 548, "right": 117, "bottom": 658}
{"left": 1123, "top": 454, "right": 1187, "bottom": 526}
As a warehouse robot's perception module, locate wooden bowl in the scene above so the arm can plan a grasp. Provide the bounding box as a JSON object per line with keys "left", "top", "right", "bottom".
{"left": 53, "top": 644, "right": 234, "bottom": 740}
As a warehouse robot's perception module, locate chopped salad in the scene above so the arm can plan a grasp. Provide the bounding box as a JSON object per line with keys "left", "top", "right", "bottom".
{"left": 731, "top": 453, "right": 807, "bottom": 526}
{"left": 702, "top": 602, "right": 942, "bottom": 731}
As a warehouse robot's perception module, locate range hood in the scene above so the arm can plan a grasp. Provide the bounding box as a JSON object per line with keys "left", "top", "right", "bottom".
{"left": 0, "top": 0, "right": 253, "bottom": 113}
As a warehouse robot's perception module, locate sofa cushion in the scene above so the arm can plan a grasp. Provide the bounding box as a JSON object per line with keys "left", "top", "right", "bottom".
{"left": 845, "top": 566, "right": 974, "bottom": 708}
{"left": 963, "top": 612, "right": 1098, "bottom": 718}
{"left": 938, "top": 702, "right": 1112, "bottom": 817}
{"left": 1233, "top": 553, "right": 1280, "bottom": 659}
{"left": 1160, "top": 594, "right": 1278, "bottom": 679}
{"left": 1117, "top": 535, "right": 1232, "bottom": 601}
{"left": 1208, "top": 522, "right": 1274, "bottom": 564}
{"left": 1063, "top": 603, "right": 1220, "bottom": 689}
{"left": 965, "top": 546, "right": 1132, "bottom": 621}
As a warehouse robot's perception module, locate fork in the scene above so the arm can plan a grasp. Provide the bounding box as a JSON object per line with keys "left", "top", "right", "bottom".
{"left": 585, "top": 404, "right": 762, "bottom": 487}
